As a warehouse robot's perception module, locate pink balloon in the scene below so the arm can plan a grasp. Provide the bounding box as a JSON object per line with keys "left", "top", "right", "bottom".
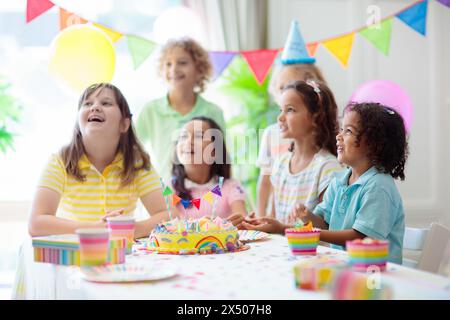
{"left": 348, "top": 80, "right": 413, "bottom": 133}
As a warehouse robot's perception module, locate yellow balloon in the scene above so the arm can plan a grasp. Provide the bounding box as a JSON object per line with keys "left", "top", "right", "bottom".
{"left": 49, "top": 25, "right": 116, "bottom": 93}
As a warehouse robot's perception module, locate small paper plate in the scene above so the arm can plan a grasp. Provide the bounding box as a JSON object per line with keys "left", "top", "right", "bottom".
{"left": 81, "top": 264, "right": 178, "bottom": 283}
{"left": 238, "top": 230, "right": 270, "bottom": 242}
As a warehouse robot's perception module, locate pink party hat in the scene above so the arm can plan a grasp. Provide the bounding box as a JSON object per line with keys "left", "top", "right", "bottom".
{"left": 281, "top": 20, "right": 316, "bottom": 65}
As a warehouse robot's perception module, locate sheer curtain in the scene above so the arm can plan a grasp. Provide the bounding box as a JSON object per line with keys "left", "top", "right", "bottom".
{"left": 184, "top": 0, "right": 268, "bottom": 51}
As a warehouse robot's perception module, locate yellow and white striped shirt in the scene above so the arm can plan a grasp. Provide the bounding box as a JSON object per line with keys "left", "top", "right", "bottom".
{"left": 38, "top": 153, "right": 161, "bottom": 221}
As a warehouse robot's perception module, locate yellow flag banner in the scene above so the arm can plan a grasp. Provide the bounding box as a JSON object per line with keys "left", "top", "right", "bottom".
{"left": 203, "top": 191, "right": 214, "bottom": 205}
{"left": 322, "top": 33, "right": 355, "bottom": 68}
{"left": 93, "top": 23, "right": 123, "bottom": 43}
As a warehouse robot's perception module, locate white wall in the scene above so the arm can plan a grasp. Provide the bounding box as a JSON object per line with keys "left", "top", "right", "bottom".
{"left": 268, "top": 0, "right": 450, "bottom": 227}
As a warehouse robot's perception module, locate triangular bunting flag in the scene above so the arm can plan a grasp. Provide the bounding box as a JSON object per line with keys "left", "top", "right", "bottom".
{"left": 322, "top": 33, "right": 355, "bottom": 68}
{"left": 209, "top": 52, "right": 236, "bottom": 80}
{"left": 26, "top": 0, "right": 54, "bottom": 23}
{"left": 211, "top": 185, "right": 222, "bottom": 197}
{"left": 203, "top": 191, "right": 214, "bottom": 204}
{"left": 93, "top": 23, "right": 123, "bottom": 43}
{"left": 192, "top": 198, "right": 201, "bottom": 210}
{"left": 162, "top": 186, "right": 173, "bottom": 197}
{"left": 241, "top": 49, "right": 279, "bottom": 85}
{"left": 396, "top": 0, "right": 428, "bottom": 36}
{"left": 172, "top": 194, "right": 181, "bottom": 206}
{"left": 181, "top": 199, "right": 191, "bottom": 209}
{"left": 437, "top": 0, "right": 450, "bottom": 8}
{"left": 59, "top": 8, "right": 87, "bottom": 30}
{"left": 126, "top": 35, "right": 157, "bottom": 69}
{"left": 359, "top": 18, "right": 393, "bottom": 56}
{"left": 306, "top": 42, "right": 319, "bottom": 57}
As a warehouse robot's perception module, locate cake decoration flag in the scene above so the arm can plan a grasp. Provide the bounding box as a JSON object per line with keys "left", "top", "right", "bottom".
{"left": 26, "top": 0, "right": 55, "bottom": 23}
{"left": 162, "top": 186, "right": 173, "bottom": 197}
{"left": 359, "top": 18, "right": 393, "bottom": 56}
{"left": 172, "top": 194, "right": 181, "bottom": 206}
{"left": 192, "top": 198, "right": 201, "bottom": 210}
{"left": 211, "top": 176, "right": 224, "bottom": 218}
{"left": 396, "top": 0, "right": 428, "bottom": 36}
{"left": 159, "top": 178, "right": 173, "bottom": 220}
{"left": 181, "top": 199, "right": 191, "bottom": 209}
{"left": 211, "top": 185, "right": 222, "bottom": 197}
{"left": 203, "top": 191, "right": 214, "bottom": 204}
{"left": 281, "top": 20, "right": 316, "bottom": 64}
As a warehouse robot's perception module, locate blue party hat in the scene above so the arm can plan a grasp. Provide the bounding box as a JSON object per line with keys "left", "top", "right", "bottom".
{"left": 281, "top": 20, "right": 316, "bottom": 65}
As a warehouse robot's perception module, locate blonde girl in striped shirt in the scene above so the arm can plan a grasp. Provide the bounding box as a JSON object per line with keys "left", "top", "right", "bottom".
{"left": 29, "top": 83, "right": 172, "bottom": 239}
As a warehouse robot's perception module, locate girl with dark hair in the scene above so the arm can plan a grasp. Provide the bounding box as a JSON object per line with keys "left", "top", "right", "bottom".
{"left": 245, "top": 80, "right": 343, "bottom": 229}
{"left": 29, "top": 83, "right": 170, "bottom": 239}
{"left": 171, "top": 116, "right": 247, "bottom": 227}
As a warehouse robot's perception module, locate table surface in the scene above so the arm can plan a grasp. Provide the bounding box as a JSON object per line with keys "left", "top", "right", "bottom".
{"left": 21, "top": 234, "right": 450, "bottom": 300}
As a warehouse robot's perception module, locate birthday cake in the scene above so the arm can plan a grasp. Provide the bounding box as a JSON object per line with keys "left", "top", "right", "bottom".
{"left": 346, "top": 238, "right": 389, "bottom": 271}
{"left": 148, "top": 216, "right": 243, "bottom": 254}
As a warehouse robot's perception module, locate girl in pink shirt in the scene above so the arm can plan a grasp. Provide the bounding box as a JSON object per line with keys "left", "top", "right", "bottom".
{"left": 171, "top": 116, "right": 247, "bottom": 227}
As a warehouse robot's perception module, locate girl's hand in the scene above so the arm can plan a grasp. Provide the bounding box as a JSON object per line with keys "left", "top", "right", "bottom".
{"left": 102, "top": 209, "right": 124, "bottom": 222}
{"left": 91, "top": 209, "right": 124, "bottom": 228}
{"left": 227, "top": 213, "right": 246, "bottom": 227}
{"left": 241, "top": 217, "right": 286, "bottom": 234}
{"left": 288, "top": 204, "right": 309, "bottom": 223}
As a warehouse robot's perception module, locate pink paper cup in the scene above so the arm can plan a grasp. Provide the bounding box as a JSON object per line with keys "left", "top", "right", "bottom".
{"left": 285, "top": 228, "right": 321, "bottom": 255}
{"left": 107, "top": 216, "right": 135, "bottom": 254}
{"left": 76, "top": 228, "right": 110, "bottom": 267}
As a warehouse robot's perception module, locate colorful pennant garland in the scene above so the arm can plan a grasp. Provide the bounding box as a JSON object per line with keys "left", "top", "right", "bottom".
{"left": 359, "top": 19, "right": 393, "bottom": 56}
{"left": 59, "top": 8, "right": 87, "bottom": 30}
{"left": 396, "top": 0, "right": 428, "bottom": 36}
{"left": 25, "top": 0, "right": 445, "bottom": 79}
{"left": 159, "top": 178, "right": 224, "bottom": 216}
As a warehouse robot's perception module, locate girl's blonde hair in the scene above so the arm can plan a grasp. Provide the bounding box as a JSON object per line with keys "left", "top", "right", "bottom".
{"left": 269, "top": 63, "right": 326, "bottom": 98}
{"left": 158, "top": 37, "right": 212, "bottom": 93}
{"left": 60, "top": 83, "right": 151, "bottom": 188}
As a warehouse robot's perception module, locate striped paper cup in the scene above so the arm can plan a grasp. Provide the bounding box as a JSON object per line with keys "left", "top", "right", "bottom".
{"left": 346, "top": 238, "right": 389, "bottom": 272}
{"left": 285, "top": 228, "right": 321, "bottom": 255}
{"left": 76, "top": 228, "right": 110, "bottom": 267}
{"left": 107, "top": 216, "right": 135, "bottom": 254}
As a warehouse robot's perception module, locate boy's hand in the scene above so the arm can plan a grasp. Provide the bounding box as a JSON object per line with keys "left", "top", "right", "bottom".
{"left": 288, "top": 204, "right": 309, "bottom": 223}
{"left": 241, "top": 217, "right": 286, "bottom": 234}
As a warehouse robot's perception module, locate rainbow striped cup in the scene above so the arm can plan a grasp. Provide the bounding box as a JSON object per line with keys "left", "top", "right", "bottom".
{"left": 76, "top": 228, "right": 110, "bottom": 267}
{"left": 285, "top": 228, "right": 321, "bottom": 255}
{"left": 106, "top": 216, "right": 135, "bottom": 254}
{"left": 346, "top": 238, "right": 389, "bottom": 272}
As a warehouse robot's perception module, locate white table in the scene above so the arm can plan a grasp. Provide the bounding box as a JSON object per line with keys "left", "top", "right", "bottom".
{"left": 18, "top": 235, "right": 450, "bottom": 300}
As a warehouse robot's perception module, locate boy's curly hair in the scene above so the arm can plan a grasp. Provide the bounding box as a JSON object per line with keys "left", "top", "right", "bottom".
{"left": 158, "top": 37, "right": 212, "bottom": 93}
{"left": 345, "top": 102, "right": 409, "bottom": 180}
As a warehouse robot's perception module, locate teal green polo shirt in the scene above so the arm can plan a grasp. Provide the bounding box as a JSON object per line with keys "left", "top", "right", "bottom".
{"left": 135, "top": 95, "right": 226, "bottom": 182}
{"left": 313, "top": 166, "right": 405, "bottom": 264}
